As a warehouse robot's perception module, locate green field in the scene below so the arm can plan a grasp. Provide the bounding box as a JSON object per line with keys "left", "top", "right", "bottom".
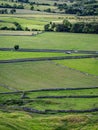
{"left": 0, "top": 0, "right": 58, "bottom": 12}
{"left": 0, "top": 51, "right": 67, "bottom": 60}
{"left": 0, "top": 111, "right": 97, "bottom": 130}
{"left": 0, "top": 15, "right": 64, "bottom": 30}
{"left": 1, "top": 88, "right": 98, "bottom": 110}
{"left": 0, "top": 86, "right": 10, "bottom": 92}
{"left": 0, "top": 32, "right": 98, "bottom": 90}
{"left": 0, "top": 14, "right": 98, "bottom": 31}
{"left": 0, "top": 50, "right": 87, "bottom": 60}
{"left": 0, "top": 30, "right": 35, "bottom": 35}
{"left": 0, "top": 61, "right": 98, "bottom": 91}
{"left": 0, "top": 32, "right": 98, "bottom": 50}
{"left": 0, "top": 0, "right": 98, "bottom": 128}
{"left": 0, "top": 31, "right": 98, "bottom": 130}
{"left": 26, "top": 88, "right": 98, "bottom": 98}
{"left": 0, "top": 16, "right": 48, "bottom": 30}
{"left": 55, "top": 58, "right": 98, "bottom": 76}
{"left": 0, "top": 87, "right": 98, "bottom": 130}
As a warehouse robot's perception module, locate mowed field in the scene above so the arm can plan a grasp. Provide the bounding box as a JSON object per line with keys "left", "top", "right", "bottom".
{"left": 0, "top": 61, "right": 98, "bottom": 91}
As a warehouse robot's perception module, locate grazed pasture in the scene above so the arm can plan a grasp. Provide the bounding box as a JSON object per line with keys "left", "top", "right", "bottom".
{"left": 0, "top": 32, "right": 98, "bottom": 50}
{"left": 0, "top": 61, "right": 98, "bottom": 91}
{"left": 0, "top": 31, "right": 98, "bottom": 130}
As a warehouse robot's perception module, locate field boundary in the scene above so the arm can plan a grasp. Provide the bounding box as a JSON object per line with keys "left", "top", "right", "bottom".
{"left": 0, "top": 48, "right": 98, "bottom": 54}
{"left": 0, "top": 54, "right": 98, "bottom": 63}
{"left": 51, "top": 61, "right": 98, "bottom": 78}
{"left": 0, "top": 83, "right": 18, "bottom": 91}
{"left": 37, "top": 95, "right": 98, "bottom": 98}
{"left": 16, "top": 107, "right": 98, "bottom": 114}
{"left": 0, "top": 106, "right": 98, "bottom": 114}
{"left": 0, "top": 31, "right": 44, "bottom": 36}
{"left": 0, "top": 86, "right": 98, "bottom": 94}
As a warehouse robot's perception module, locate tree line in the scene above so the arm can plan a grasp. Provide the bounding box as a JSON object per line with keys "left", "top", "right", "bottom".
{"left": 55, "top": 0, "right": 98, "bottom": 16}
{"left": 0, "top": 22, "right": 41, "bottom": 31}
{"left": 0, "top": 3, "right": 24, "bottom": 9}
{"left": 0, "top": 8, "right": 16, "bottom": 14}
{"left": 44, "top": 20, "right": 98, "bottom": 34}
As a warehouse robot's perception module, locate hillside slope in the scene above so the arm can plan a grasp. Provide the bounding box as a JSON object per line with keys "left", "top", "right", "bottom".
{"left": 0, "top": 111, "right": 98, "bottom": 130}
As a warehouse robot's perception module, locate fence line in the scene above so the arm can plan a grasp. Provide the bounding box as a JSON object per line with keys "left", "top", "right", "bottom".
{"left": 0, "top": 86, "right": 98, "bottom": 95}
{"left": 37, "top": 95, "right": 98, "bottom": 99}
{"left": 21, "top": 107, "right": 98, "bottom": 114}
{"left": 0, "top": 48, "right": 98, "bottom": 54}
{"left": 0, "top": 54, "right": 98, "bottom": 64}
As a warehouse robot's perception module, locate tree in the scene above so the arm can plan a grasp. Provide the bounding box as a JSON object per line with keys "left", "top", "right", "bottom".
{"left": 54, "top": 2, "right": 57, "bottom": 6}
{"left": 13, "top": 22, "right": 23, "bottom": 30}
{"left": 4, "top": 9, "right": 8, "bottom": 14}
{"left": 10, "top": 9, "right": 16, "bottom": 14}
{"left": 25, "top": 27, "right": 30, "bottom": 31}
{"left": 71, "top": 22, "right": 84, "bottom": 33}
{"left": 0, "top": 9, "right": 8, "bottom": 14}
{"left": 51, "top": 23, "right": 56, "bottom": 31}
{"left": 44, "top": 8, "right": 51, "bottom": 12}
{"left": 30, "top": 5, "right": 34, "bottom": 10}
{"left": 16, "top": 24, "right": 22, "bottom": 30}
{"left": 63, "top": 19, "right": 72, "bottom": 32}
{"left": 14, "top": 45, "right": 19, "bottom": 50}
{"left": 44, "top": 24, "right": 50, "bottom": 31}
{"left": 55, "top": 24, "right": 65, "bottom": 32}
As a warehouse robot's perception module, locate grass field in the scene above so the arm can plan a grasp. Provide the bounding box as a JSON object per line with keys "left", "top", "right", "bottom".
{"left": 0, "top": 86, "right": 98, "bottom": 129}
{"left": 0, "top": 31, "right": 98, "bottom": 129}
{"left": 0, "top": 30, "right": 34, "bottom": 35}
{"left": 55, "top": 58, "right": 98, "bottom": 76}
{"left": 0, "top": 32, "right": 98, "bottom": 50}
{"left": 0, "top": 15, "right": 64, "bottom": 30}
{"left": 0, "top": 50, "right": 87, "bottom": 60}
{"left": 0, "top": 51, "right": 67, "bottom": 60}
{"left": 23, "top": 98, "right": 98, "bottom": 110}
{"left": 0, "top": 111, "right": 97, "bottom": 130}
{"left": 0, "top": 61, "right": 98, "bottom": 91}
{"left": 0, "top": 14, "right": 98, "bottom": 31}
{"left": 0, "top": 95, "right": 98, "bottom": 111}
{"left": 0, "top": 16, "right": 48, "bottom": 30}
{"left": 0, "top": 22, "right": 15, "bottom": 28}
{"left": 26, "top": 88, "right": 98, "bottom": 98}
{"left": 0, "top": 87, "right": 98, "bottom": 130}
{"left": 29, "top": 0, "right": 67, "bottom": 5}
{"left": 0, "top": 0, "right": 58, "bottom": 12}
{"left": 0, "top": 0, "right": 98, "bottom": 128}
{"left": 0, "top": 86, "right": 10, "bottom": 92}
